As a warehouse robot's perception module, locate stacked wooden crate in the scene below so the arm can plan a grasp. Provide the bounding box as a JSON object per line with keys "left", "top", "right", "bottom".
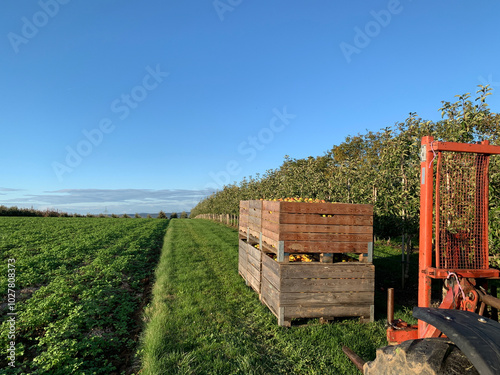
{"left": 238, "top": 200, "right": 375, "bottom": 326}
{"left": 261, "top": 201, "right": 373, "bottom": 256}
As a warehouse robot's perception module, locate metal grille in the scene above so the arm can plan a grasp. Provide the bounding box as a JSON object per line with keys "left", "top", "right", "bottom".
{"left": 435, "top": 151, "right": 490, "bottom": 270}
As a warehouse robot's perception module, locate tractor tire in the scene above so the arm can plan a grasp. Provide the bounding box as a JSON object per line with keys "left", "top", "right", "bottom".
{"left": 363, "top": 338, "right": 479, "bottom": 375}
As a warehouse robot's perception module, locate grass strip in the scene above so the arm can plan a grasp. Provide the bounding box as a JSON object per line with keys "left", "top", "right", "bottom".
{"left": 139, "top": 219, "right": 388, "bottom": 375}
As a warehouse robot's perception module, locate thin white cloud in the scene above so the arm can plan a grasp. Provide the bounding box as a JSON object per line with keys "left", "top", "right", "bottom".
{"left": 0, "top": 187, "right": 24, "bottom": 192}
{"left": 0, "top": 188, "right": 215, "bottom": 214}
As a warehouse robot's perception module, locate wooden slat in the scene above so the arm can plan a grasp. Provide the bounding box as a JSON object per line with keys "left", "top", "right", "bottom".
{"left": 262, "top": 227, "right": 279, "bottom": 242}
{"left": 249, "top": 200, "right": 263, "bottom": 210}
{"left": 248, "top": 215, "right": 261, "bottom": 226}
{"left": 262, "top": 252, "right": 279, "bottom": 274}
{"left": 284, "top": 305, "right": 372, "bottom": 319}
{"left": 281, "top": 263, "right": 375, "bottom": 279}
{"left": 262, "top": 256, "right": 280, "bottom": 290}
{"left": 261, "top": 235, "right": 278, "bottom": 251}
{"left": 280, "top": 291, "right": 373, "bottom": 306}
{"left": 263, "top": 213, "right": 373, "bottom": 226}
{"left": 279, "top": 202, "right": 373, "bottom": 215}
{"left": 280, "top": 277, "right": 374, "bottom": 293}
{"left": 238, "top": 239, "right": 248, "bottom": 282}
{"left": 284, "top": 241, "right": 370, "bottom": 253}
{"left": 247, "top": 272, "right": 260, "bottom": 294}
{"left": 240, "top": 200, "right": 250, "bottom": 209}
{"left": 278, "top": 232, "right": 373, "bottom": 242}
{"left": 247, "top": 252, "right": 260, "bottom": 271}
{"left": 247, "top": 242, "right": 260, "bottom": 260}
{"left": 247, "top": 261, "right": 260, "bottom": 281}
{"left": 238, "top": 259, "right": 247, "bottom": 280}
{"left": 261, "top": 238, "right": 370, "bottom": 254}
{"left": 262, "top": 200, "right": 372, "bottom": 214}
{"left": 262, "top": 200, "right": 280, "bottom": 211}
{"left": 261, "top": 278, "right": 279, "bottom": 314}
{"left": 262, "top": 226, "right": 372, "bottom": 240}
{"left": 274, "top": 224, "right": 373, "bottom": 234}
{"left": 248, "top": 229, "right": 261, "bottom": 241}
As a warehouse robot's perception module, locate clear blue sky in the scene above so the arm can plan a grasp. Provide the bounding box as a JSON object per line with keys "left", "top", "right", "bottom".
{"left": 1, "top": 1, "right": 500, "bottom": 214}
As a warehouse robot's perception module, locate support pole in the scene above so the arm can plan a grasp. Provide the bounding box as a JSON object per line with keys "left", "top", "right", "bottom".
{"left": 388, "top": 288, "right": 394, "bottom": 325}
{"left": 419, "top": 136, "right": 435, "bottom": 337}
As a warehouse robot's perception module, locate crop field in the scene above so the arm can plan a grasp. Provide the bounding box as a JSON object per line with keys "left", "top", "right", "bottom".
{"left": 1, "top": 217, "right": 417, "bottom": 374}
{"left": 0, "top": 217, "right": 168, "bottom": 374}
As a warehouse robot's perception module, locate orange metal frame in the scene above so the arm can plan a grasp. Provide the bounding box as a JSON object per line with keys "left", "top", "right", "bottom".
{"left": 388, "top": 136, "right": 500, "bottom": 344}
{"left": 418, "top": 136, "right": 500, "bottom": 336}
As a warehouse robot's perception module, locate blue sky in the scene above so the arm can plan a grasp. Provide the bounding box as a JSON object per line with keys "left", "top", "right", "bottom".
{"left": 1, "top": 1, "right": 500, "bottom": 215}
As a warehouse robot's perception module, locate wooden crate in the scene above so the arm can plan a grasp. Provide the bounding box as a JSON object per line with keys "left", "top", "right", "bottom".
{"left": 238, "top": 237, "right": 262, "bottom": 294}
{"left": 261, "top": 253, "right": 375, "bottom": 326}
{"left": 261, "top": 201, "right": 373, "bottom": 255}
{"left": 239, "top": 200, "right": 262, "bottom": 241}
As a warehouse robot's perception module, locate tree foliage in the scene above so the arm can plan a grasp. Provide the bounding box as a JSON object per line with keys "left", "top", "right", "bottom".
{"left": 191, "top": 86, "right": 500, "bottom": 242}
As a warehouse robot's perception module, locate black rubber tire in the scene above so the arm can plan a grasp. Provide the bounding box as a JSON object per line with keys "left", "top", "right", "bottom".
{"left": 363, "top": 338, "right": 479, "bottom": 375}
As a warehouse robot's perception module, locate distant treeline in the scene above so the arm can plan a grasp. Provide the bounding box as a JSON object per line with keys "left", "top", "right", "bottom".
{"left": 190, "top": 86, "right": 500, "bottom": 247}
{"left": 0, "top": 206, "right": 72, "bottom": 217}
{"left": 0, "top": 206, "right": 189, "bottom": 219}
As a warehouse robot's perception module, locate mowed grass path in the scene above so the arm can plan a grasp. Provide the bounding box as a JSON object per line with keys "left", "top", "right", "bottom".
{"left": 139, "top": 219, "right": 387, "bottom": 374}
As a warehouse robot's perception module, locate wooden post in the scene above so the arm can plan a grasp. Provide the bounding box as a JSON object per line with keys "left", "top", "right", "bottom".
{"left": 402, "top": 234, "right": 405, "bottom": 289}
{"left": 492, "top": 285, "right": 498, "bottom": 321}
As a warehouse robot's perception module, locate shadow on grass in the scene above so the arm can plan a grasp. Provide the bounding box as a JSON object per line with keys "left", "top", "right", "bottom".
{"left": 372, "top": 242, "right": 419, "bottom": 323}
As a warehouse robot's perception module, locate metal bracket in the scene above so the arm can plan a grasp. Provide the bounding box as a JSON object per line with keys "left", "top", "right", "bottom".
{"left": 413, "top": 307, "right": 500, "bottom": 375}
{"left": 367, "top": 241, "right": 373, "bottom": 263}
{"left": 420, "top": 144, "right": 427, "bottom": 162}
{"left": 277, "top": 241, "right": 286, "bottom": 262}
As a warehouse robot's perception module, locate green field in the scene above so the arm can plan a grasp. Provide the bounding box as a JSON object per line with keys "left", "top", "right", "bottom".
{"left": 0, "top": 217, "right": 168, "bottom": 374}
{"left": 1, "top": 217, "right": 417, "bottom": 374}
